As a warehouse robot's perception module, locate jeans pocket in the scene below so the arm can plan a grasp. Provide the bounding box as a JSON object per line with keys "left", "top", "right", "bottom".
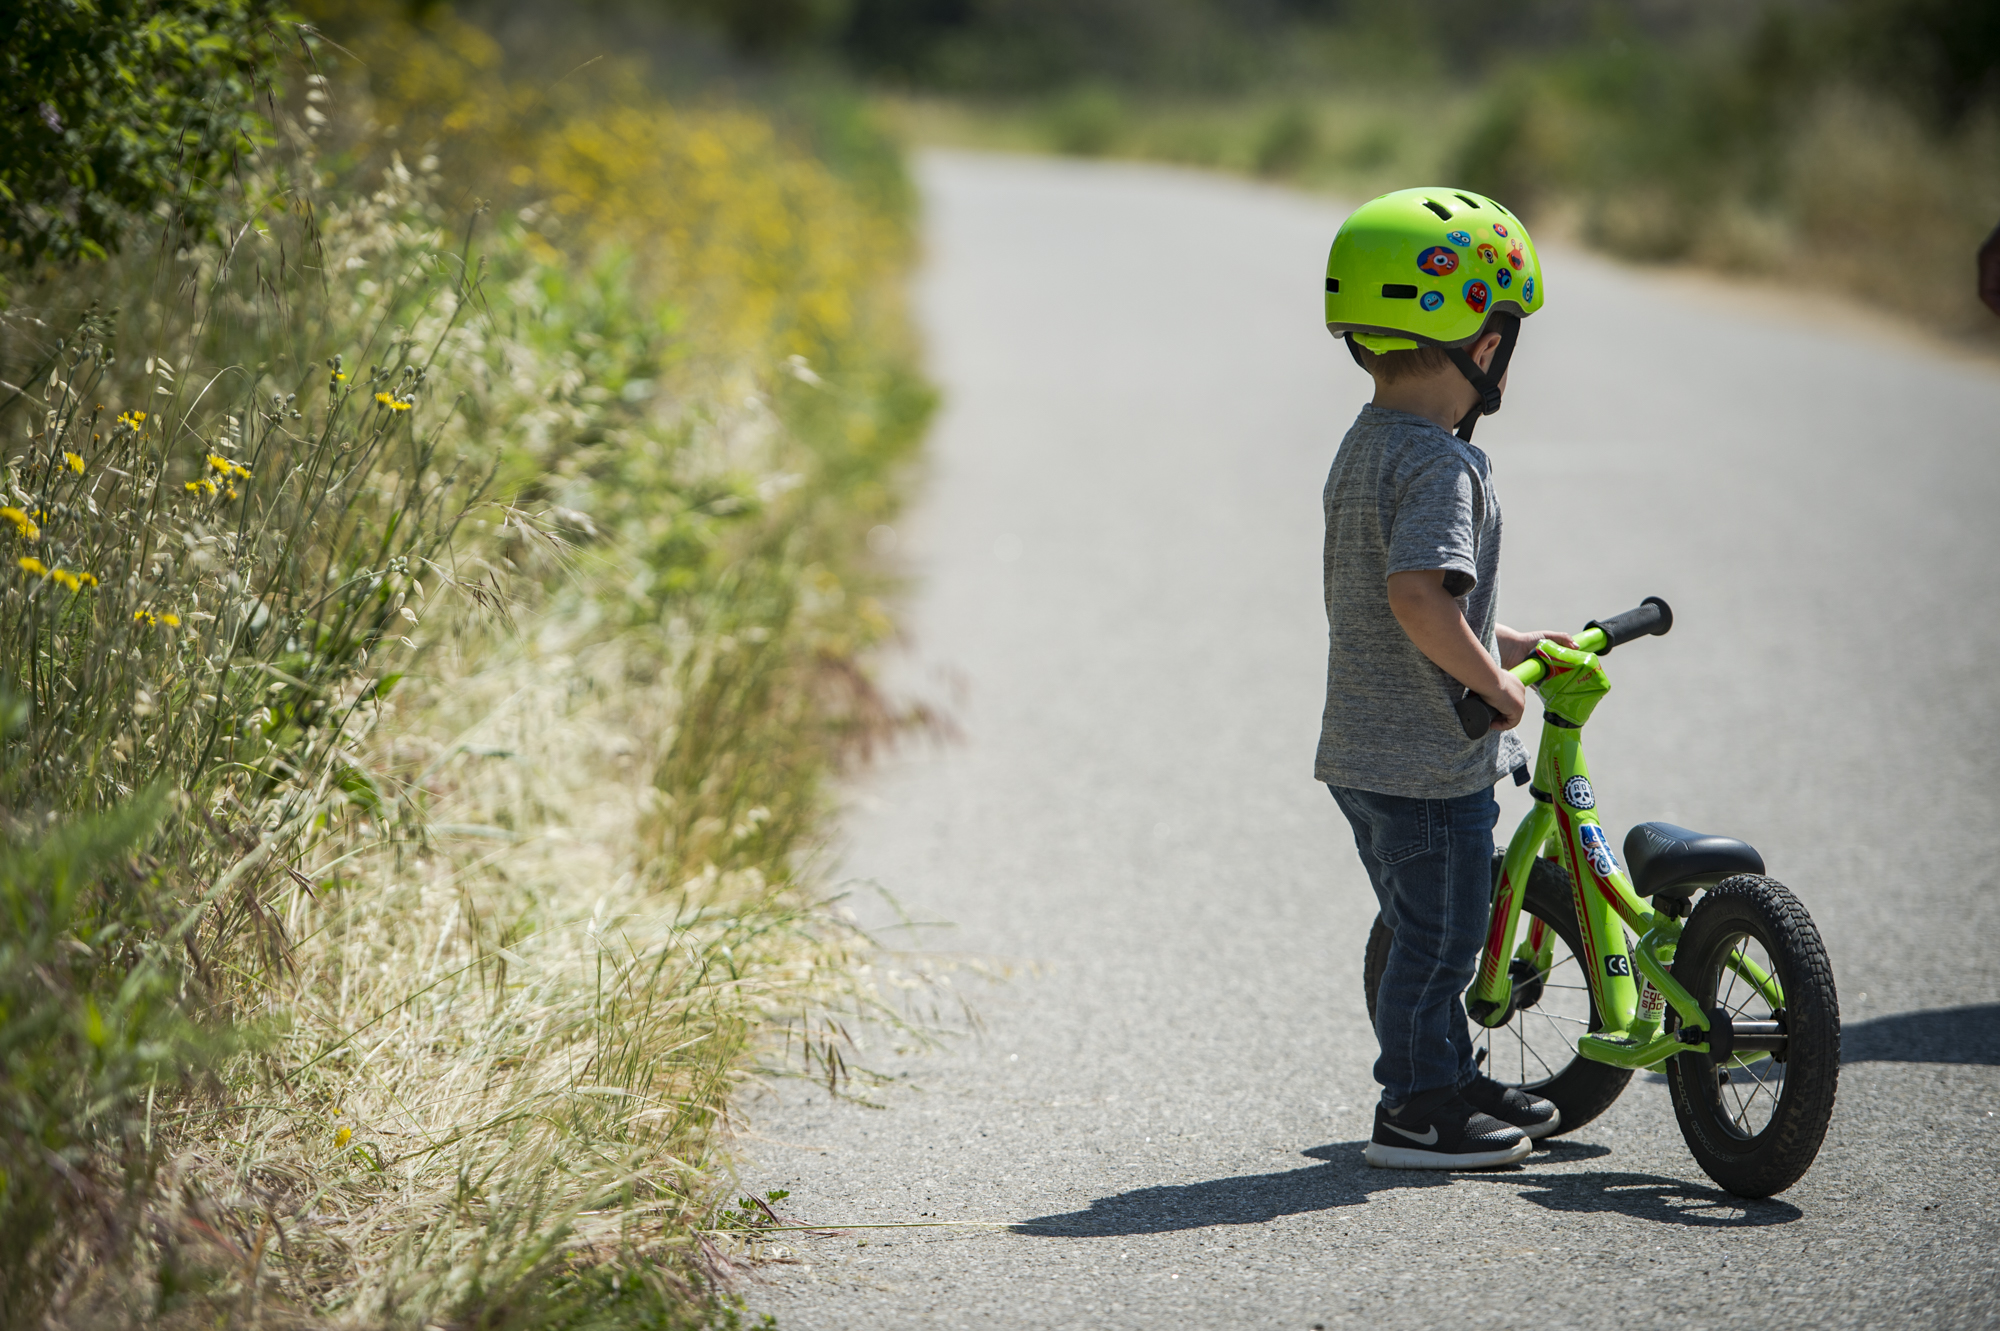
{"left": 1370, "top": 798, "right": 1435, "bottom": 865}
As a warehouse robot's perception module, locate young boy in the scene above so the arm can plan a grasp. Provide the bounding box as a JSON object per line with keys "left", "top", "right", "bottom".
{"left": 1316, "top": 188, "right": 1573, "bottom": 1169}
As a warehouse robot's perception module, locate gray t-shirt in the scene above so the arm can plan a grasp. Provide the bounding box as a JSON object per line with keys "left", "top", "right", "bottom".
{"left": 1314, "top": 404, "right": 1526, "bottom": 798}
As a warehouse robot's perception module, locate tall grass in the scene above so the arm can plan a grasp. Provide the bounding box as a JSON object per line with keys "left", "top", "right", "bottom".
{"left": 0, "top": 9, "right": 940, "bottom": 1325}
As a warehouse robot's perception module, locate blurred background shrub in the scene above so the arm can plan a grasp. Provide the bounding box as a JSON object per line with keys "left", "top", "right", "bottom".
{"left": 627, "top": 0, "right": 1999, "bottom": 336}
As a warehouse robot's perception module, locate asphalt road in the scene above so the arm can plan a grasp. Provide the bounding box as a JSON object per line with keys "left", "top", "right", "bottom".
{"left": 740, "top": 150, "right": 2000, "bottom": 1330}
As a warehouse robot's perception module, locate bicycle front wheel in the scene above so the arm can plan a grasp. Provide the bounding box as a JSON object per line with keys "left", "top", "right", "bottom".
{"left": 1665, "top": 874, "right": 1840, "bottom": 1198}
{"left": 1363, "top": 854, "right": 1632, "bottom": 1136}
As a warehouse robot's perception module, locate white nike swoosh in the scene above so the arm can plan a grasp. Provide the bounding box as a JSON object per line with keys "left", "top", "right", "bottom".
{"left": 1385, "top": 1122, "right": 1440, "bottom": 1145}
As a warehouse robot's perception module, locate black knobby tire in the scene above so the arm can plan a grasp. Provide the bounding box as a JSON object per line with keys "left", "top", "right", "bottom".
{"left": 1363, "top": 853, "right": 1632, "bottom": 1136}
{"left": 1664, "top": 875, "right": 1840, "bottom": 1199}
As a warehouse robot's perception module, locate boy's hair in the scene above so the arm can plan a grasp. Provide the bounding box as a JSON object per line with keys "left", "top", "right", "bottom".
{"left": 1350, "top": 337, "right": 1454, "bottom": 384}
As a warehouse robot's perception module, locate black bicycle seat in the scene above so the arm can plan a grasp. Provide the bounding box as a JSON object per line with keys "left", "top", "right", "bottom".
{"left": 1622, "top": 822, "right": 1765, "bottom": 899}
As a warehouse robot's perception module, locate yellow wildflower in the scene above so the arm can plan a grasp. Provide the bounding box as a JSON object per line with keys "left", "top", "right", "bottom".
{"left": 185, "top": 478, "right": 218, "bottom": 497}
{"left": 50, "top": 568, "right": 79, "bottom": 591}
{"left": 18, "top": 556, "right": 47, "bottom": 576}
{"left": 0, "top": 507, "right": 38, "bottom": 540}
{"left": 117, "top": 410, "right": 147, "bottom": 431}
{"left": 63, "top": 451, "right": 84, "bottom": 474}
{"left": 335, "top": 1126, "right": 353, "bottom": 1148}
{"left": 160, "top": 613, "right": 179, "bottom": 627}
{"left": 77, "top": 571, "right": 97, "bottom": 587}
{"left": 390, "top": 398, "right": 412, "bottom": 411}
{"left": 375, "top": 392, "right": 393, "bottom": 407}
{"left": 225, "top": 485, "right": 239, "bottom": 501}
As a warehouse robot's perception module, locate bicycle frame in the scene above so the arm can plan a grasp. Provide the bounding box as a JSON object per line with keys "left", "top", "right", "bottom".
{"left": 1466, "top": 629, "right": 1785, "bottom": 1071}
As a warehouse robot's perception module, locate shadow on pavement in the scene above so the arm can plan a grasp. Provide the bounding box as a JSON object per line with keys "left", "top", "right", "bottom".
{"left": 1842, "top": 1003, "right": 2000, "bottom": 1065}
{"left": 1014, "top": 1138, "right": 1798, "bottom": 1237}
{"left": 1010, "top": 1143, "right": 1459, "bottom": 1236}
{"left": 1493, "top": 1171, "right": 1804, "bottom": 1227}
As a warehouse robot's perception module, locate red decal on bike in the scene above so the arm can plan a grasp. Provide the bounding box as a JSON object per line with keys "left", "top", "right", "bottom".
{"left": 1555, "top": 808, "right": 1602, "bottom": 982}
{"left": 1480, "top": 873, "right": 1513, "bottom": 986}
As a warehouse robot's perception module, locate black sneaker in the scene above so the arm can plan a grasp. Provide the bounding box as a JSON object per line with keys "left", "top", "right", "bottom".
{"left": 1461, "top": 1075, "right": 1563, "bottom": 1140}
{"left": 1363, "top": 1093, "right": 1529, "bottom": 1170}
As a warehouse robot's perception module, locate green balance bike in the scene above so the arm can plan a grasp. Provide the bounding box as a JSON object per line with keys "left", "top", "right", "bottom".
{"left": 1362, "top": 599, "right": 1840, "bottom": 1198}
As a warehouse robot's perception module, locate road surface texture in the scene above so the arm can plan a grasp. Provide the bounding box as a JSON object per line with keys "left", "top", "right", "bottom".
{"left": 739, "top": 151, "right": 2000, "bottom": 1329}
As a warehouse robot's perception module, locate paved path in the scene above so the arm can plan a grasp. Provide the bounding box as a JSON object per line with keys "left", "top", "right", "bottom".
{"left": 741, "top": 151, "right": 2000, "bottom": 1329}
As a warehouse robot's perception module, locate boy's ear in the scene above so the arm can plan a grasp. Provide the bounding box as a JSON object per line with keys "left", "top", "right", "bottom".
{"left": 1468, "top": 329, "right": 1506, "bottom": 373}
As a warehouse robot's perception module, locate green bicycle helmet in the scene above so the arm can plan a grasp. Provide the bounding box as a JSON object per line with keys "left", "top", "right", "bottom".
{"left": 1323, "top": 186, "right": 1544, "bottom": 440}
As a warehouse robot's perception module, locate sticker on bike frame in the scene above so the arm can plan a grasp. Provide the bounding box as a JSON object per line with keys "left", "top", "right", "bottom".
{"left": 1579, "top": 822, "right": 1618, "bottom": 878}
{"left": 1606, "top": 954, "right": 1632, "bottom": 976}
{"left": 1562, "top": 775, "right": 1595, "bottom": 810}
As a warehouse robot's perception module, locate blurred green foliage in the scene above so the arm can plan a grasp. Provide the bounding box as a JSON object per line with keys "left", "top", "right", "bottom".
{"left": 0, "top": 781, "right": 220, "bottom": 1324}
{"left": 0, "top": 0, "right": 299, "bottom": 266}
{"left": 1450, "top": 2, "right": 2000, "bottom": 331}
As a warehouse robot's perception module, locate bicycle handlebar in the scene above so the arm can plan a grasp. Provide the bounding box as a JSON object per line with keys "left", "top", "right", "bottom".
{"left": 1454, "top": 597, "right": 1673, "bottom": 740}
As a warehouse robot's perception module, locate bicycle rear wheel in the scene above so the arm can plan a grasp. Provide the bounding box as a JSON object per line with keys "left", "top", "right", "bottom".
{"left": 1665, "top": 874, "right": 1840, "bottom": 1198}
{"left": 1363, "top": 854, "right": 1632, "bottom": 1136}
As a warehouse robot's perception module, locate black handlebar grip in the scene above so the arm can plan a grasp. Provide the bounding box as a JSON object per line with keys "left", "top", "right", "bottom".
{"left": 1456, "top": 690, "right": 1498, "bottom": 740}
{"left": 1586, "top": 596, "right": 1673, "bottom": 654}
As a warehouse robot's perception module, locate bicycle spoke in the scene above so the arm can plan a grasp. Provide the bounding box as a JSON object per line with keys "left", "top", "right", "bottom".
{"left": 1519, "top": 1030, "right": 1557, "bottom": 1081}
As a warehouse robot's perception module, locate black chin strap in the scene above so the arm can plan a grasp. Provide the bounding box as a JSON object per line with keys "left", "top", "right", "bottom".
{"left": 1443, "top": 313, "right": 1520, "bottom": 442}
{"left": 1345, "top": 314, "right": 1522, "bottom": 443}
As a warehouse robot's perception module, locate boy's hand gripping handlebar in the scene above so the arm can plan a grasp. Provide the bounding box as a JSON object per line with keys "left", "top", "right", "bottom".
{"left": 1454, "top": 597, "right": 1673, "bottom": 740}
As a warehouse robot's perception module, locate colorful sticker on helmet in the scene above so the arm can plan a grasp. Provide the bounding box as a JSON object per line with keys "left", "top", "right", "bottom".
{"left": 1579, "top": 823, "right": 1619, "bottom": 879}
{"left": 1562, "top": 776, "right": 1595, "bottom": 810}
{"left": 1462, "top": 279, "right": 1490, "bottom": 314}
{"left": 1476, "top": 243, "right": 1498, "bottom": 265}
{"left": 1419, "top": 290, "right": 1444, "bottom": 311}
{"left": 1416, "top": 246, "right": 1459, "bottom": 276}
{"left": 1496, "top": 267, "right": 1512, "bottom": 288}
{"left": 1507, "top": 241, "right": 1526, "bottom": 271}
{"left": 1446, "top": 230, "right": 1472, "bottom": 247}
{"left": 1523, "top": 276, "right": 1535, "bottom": 302}
{"left": 1492, "top": 222, "right": 1510, "bottom": 238}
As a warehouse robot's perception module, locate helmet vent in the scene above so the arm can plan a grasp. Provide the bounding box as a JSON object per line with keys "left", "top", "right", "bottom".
{"left": 1453, "top": 193, "right": 1484, "bottom": 210}
{"left": 1421, "top": 199, "right": 1453, "bottom": 221}
{"left": 1381, "top": 283, "right": 1418, "bottom": 299}
{"left": 1326, "top": 277, "right": 1340, "bottom": 293}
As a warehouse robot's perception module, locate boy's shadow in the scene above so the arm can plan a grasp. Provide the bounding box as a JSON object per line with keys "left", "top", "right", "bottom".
{"left": 1012, "top": 1139, "right": 1798, "bottom": 1237}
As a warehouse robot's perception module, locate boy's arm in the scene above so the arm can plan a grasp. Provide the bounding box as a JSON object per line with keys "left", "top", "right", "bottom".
{"left": 1386, "top": 570, "right": 1528, "bottom": 731}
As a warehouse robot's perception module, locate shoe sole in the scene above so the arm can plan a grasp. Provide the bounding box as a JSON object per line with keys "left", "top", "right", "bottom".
{"left": 1521, "top": 1107, "right": 1563, "bottom": 1141}
{"left": 1362, "top": 1137, "right": 1532, "bottom": 1170}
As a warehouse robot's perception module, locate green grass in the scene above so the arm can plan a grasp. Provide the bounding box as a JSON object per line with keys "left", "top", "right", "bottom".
{"left": 0, "top": 30, "right": 947, "bottom": 1329}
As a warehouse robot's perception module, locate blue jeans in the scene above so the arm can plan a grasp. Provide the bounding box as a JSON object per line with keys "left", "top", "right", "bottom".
{"left": 1329, "top": 783, "right": 1499, "bottom": 1107}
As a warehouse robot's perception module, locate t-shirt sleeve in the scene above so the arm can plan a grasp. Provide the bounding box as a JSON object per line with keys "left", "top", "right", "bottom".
{"left": 1384, "top": 453, "right": 1480, "bottom": 597}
